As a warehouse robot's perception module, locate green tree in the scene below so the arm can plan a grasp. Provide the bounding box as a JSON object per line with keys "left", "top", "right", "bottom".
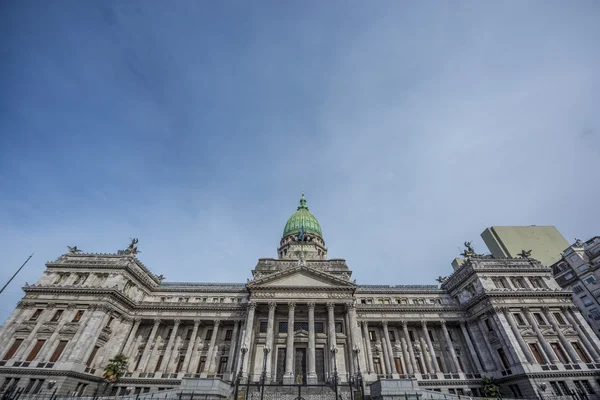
{"left": 103, "top": 354, "right": 129, "bottom": 389}
{"left": 482, "top": 375, "right": 501, "bottom": 398}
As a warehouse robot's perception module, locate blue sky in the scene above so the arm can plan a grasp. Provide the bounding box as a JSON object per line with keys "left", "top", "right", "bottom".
{"left": 1, "top": 1, "right": 599, "bottom": 323}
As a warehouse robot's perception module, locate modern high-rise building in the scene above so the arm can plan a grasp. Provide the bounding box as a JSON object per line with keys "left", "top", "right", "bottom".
{"left": 481, "top": 226, "right": 569, "bottom": 267}
{"left": 1, "top": 196, "right": 599, "bottom": 400}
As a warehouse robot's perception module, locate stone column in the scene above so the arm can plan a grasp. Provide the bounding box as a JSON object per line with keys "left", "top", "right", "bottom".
{"left": 205, "top": 320, "right": 221, "bottom": 374}
{"left": 440, "top": 321, "right": 461, "bottom": 373}
{"left": 307, "top": 302, "right": 317, "bottom": 384}
{"left": 265, "top": 303, "right": 277, "bottom": 381}
{"left": 382, "top": 321, "right": 397, "bottom": 375}
{"left": 284, "top": 302, "right": 296, "bottom": 383}
{"left": 183, "top": 320, "right": 201, "bottom": 373}
{"left": 503, "top": 311, "right": 535, "bottom": 364}
{"left": 522, "top": 308, "right": 557, "bottom": 364}
{"left": 379, "top": 327, "right": 392, "bottom": 375}
{"left": 241, "top": 303, "right": 256, "bottom": 378}
{"left": 542, "top": 307, "right": 580, "bottom": 364}
{"left": 161, "top": 320, "right": 181, "bottom": 372}
{"left": 226, "top": 320, "right": 240, "bottom": 374}
{"left": 399, "top": 326, "right": 412, "bottom": 374}
{"left": 138, "top": 319, "right": 161, "bottom": 372}
{"left": 327, "top": 302, "right": 336, "bottom": 375}
{"left": 361, "top": 321, "right": 374, "bottom": 373}
{"left": 418, "top": 334, "right": 432, "bottom": 373}
{"left": 166, "top": 333, "right": 183, "bottom": 373}
{"left": 346, "top": 302, "right": 365, "bottom": 373}
{"left": 567, "top": 307, "right": 600, "bottom": 359}
{"left": 123, "top": 318, "right": 142, "bottom": 357}
{"left": 73, "top": 307, "right": 113, "bottom": 364}
{"left": 422, "top": 321, "right": 440, "bottom": 373}
{"left": 487, "top": 313, "right": 517, "bottom": 366}
{"left": 459, "top": 322, "right": 484, "bottom": 373}
{"left": 475, "top": 319, "right": 504, "bottom": 370}
{"left": 345, "top": 313, "right": 355, "bottom": 375}
{"left": 402, "top": 321, "right": 418, "bottom": 374}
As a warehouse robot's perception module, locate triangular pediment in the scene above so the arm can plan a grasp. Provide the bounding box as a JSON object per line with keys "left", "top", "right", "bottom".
{"left": 248, "top": 266, "right": 355, "bottom": 288}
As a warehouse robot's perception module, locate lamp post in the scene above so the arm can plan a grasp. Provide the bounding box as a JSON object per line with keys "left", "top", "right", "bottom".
{"left": 350, "top": 344, "right": 364, "bottom": 400}
{"left": 330, "top": 345, "right": 338, "bottom": 400}
{"left": 260, "top": 345, "right": 271, "bottom": 400}
{"left": 234, "top": 344, "right": 249, "bottom": 400}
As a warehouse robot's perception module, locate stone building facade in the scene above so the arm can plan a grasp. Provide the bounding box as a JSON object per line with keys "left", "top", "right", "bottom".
{"left": 1, "top": 195, "right": 600, "bottom": 399}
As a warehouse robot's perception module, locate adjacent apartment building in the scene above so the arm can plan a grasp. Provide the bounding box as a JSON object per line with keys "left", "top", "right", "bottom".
{"left": 552, "top": 237, "right": 600, "bottom": 338}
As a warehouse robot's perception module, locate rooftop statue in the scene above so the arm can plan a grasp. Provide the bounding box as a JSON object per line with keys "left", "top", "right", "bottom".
{"left": 67, "top": 245, "right": 82, "bottom": 254}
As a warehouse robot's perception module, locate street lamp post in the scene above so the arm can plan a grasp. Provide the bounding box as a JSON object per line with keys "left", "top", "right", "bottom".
{"left": 331, "top": 345, "right": 338, "bottom": 400}
{"left": 350, "top": 344, "right": 364, "bottom": 400}
{"left": 260, "top": 345, "right": 271, "bottom": 400}
{"left": 234, "top": 344, "right": 249, "bottom": 400}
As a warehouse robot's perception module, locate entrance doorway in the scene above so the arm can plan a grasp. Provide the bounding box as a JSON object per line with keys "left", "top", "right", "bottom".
{"left": 295, "top": 348, "right": 307, "bottom": 384}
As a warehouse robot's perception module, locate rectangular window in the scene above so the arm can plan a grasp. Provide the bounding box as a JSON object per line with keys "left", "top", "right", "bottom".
{"left": 551, "top": 343, "right": 569, "bottom": 364}
{"left": 512, "top": 278, "right": 526, "bottom": 288}
{"left": 3, "top": 339, "right": 24, "bottom": 360}
{"left": 217, "top": 357, "right": 228, "bottom": 374}
{"left": 581, "top": 296, "right": 594, "bottom": 307}
{"left": 30, "top": 309, "right": 43, "bottom": 321}
{"left": 315, "top": 322, "right": 324, "bottom": 333}
{"left": 86, "top": 346, "right": 100, "bottom": 367}
{"left": 533, "top": 313, "right": 546, "bottom": 325}
{"left": 415, "top": 357, "right": 424, "bottom": 374}
{"left": 26, "top": 339, "right": 46, "bottom": 361}
{"left": 493, "top": 278, "right": 506, "bottom": 289}
{"left": 514, "top": 313, "right": 526, "bottom": 325}
{"left": 294, "top": 321, "right": 309, "bottom": 331}
{"left": 529, "top": 278, "right": 543, "bottom": 288}
{"left": 366, "top": 299, "right": 373, "bottom": 304}
{"left": 72, "top": 310, "right": 84, "bottom": 322}
{"left": 278, "top": 322, "right": 288, "bottom": 333}
{"left": 389, "top": 330, "right": 396, "bottom": 341}
{"left": 553, "top": 312, "right": 566, "bottom": 325}
{"left": 205, "top": 329, "right": 213, "bottom": 340}
{"left": 578, "top": 265, "right": 588, "bottom": 272}
{"left": 590, "top": 308, "right": 600, "bottom": 320}
{"left": 529, "top": 343, "right": 546, "bottom": 364}
{"left": 49, "top": 340, "right": 68, "bottom": 362}
{"left": 572, "top": 342, "right": 591, "bottom": 363}
{"left": 106, "top": 317, "right": 114, "bottom": 328}
{"left": 497, "top": 348, "right": 510, "bottom": 369}
{"left": 550, "top": 381, "right": 562, "bottom": 396}
{"left": 335, "top": 322, "right": 343, "bottom": 333}
{"left": 394, "top": 357, "right": 403, "bottom": 374}
{"left": 259, "top": 321, "right": 268, "bottom": 333}
{"left": 154, "top": 355, "right": 164, "bottom": 372}
{"left": 447, "top": 329, "right": 454, "bottom": 341}
{"left": 24, "top": 379, "right": 36, "bottom": 394}
{"left": 197, "top": 356, "right": 206, "bottom": 373}
{"left": 32, "top": 380, "right": 44, "bottom": 395}
{"left": 408, "top": 331, "right": 415, "bottom": 341}
{"left": 558, "top": 382, "right": 569, "bottom": 396}
{"left": 50, "top": 309, "right": 63, "bottom": 322}
{"left": 565, "top": 272, "right": 574, "bottom": 280}
{"left": 176, "top": 356, "right": 185, "bottom": 373}
{"left": 186, "top": 329, "right": 193, "bottom": 340}
{"left": 428, "top": 330, "right": 435, "bottom": 342}
{"left": 581, "top": 380, "right": 595, "bottom": 395}
{"left": 484, "top": 319, "right": 493, "bottom": 331}
{"left": 436, "top": 357, "right": 444, "bottom": 373}
{"left": 225, "top": 330, "right": 233, "bottom": 341}
{"left": 573, "top": 285, "right": 584, "bottom": 294}
{"left": 369, "top": 330, "right": 376, "bottom": 342}
{"left": 584, "top": 276, "right": 597, "bottom": 285}
{"left": 373, "top": 358, "right": 382, "bottom": 375}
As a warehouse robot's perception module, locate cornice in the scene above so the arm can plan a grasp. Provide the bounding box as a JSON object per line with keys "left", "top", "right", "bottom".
{"left": 356, "top": 305, "right": 464, "bottom": 314}
{"left": 497, "top": 369, "right": 600, "bottom": 384}
{"left": 0, "top": 367, "right": 102, "bottom": 381}
{"left": 135, "top": 303, "right": 246, "bottom": 312}
{"left": 23, "top": 286, "right": 136, "bottom": 309}
{"left": 118, "top": 378, "right": 182, "bottom": 385}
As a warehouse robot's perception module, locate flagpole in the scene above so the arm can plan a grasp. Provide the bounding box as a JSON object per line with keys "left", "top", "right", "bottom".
{"left": 0, "top": 253, "right": 34, "bottom": 294}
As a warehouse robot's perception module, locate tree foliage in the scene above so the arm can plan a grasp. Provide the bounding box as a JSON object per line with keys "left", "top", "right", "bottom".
{"left": 482, "top": 375, "right": 501, "bottom": 398}
{"left": 103, "top": 354, "right": 128, "bottom": 383}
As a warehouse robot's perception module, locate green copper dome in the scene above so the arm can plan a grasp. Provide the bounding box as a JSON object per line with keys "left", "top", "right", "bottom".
{"left": 282, "top": 193, "right": 323, "bottom": 239}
